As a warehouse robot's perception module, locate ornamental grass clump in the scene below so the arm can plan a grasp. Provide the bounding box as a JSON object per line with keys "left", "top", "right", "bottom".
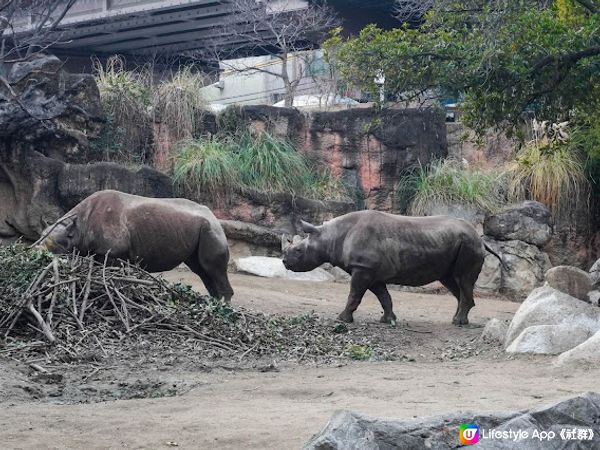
{"left": 235, "top": 133, "right": 313, "bottom": 194}
{"left": 154, "top": 66, "right": 207, "bottom": 141}
{"left": 172, "top": 137, "right": 238, "bottom": 198}
{"left": 507, "top": 119, "right": 589, "bottom": 217}
{"left": 92, "top": 56, "right": 153, "bottom": 163}
{"left": 396, "top": 159, "right": 506, "bottom": 215}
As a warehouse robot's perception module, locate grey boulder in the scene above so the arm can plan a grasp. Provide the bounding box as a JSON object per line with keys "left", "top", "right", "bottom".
{"left": 304, "top": 393, "right": 600, "bottom": 450}
{"left": 483, "top": 201, "right": 551, "bottom": 247}
{"left": 545, "top": 266, "right": 593, "bottom": 302}
{"left": 476, "top": 239, "right": 551, "bottom": 300}
{"left": 505, "top": 286, "right": 600, "bottom": 354}
{"left": 481, "top": 318, "right": 509, "bottom": 345}
{"left": 556, "top": 330, "right": 600, "bottom": 368}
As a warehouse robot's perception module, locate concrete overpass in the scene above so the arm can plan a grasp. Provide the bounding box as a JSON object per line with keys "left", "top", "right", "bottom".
{"left": 14, "top": 0, "right": 396, "bottom": 62}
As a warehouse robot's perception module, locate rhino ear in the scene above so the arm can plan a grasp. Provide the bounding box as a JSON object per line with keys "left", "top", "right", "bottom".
{"left": 281, "top": 233, "right": 293, "bottom": 251}
{"left": 300, "top": 220, "right": 321, "bottom": 235}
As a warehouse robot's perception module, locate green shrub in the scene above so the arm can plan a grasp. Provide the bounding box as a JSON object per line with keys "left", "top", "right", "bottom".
{"left": 92, "top": 56, "right": 153, "bottom": 163}
{"left": 507, "top": 120, "right": 590, "bottom": 216}
{"left": 236, "top": 133, "right": 313, "bottom": 194}
{"left": 154, "top": 66, "right": 207, "bottom": 141}
{"left": 397, "top": 159, "right": 505, "bottom": 215}
{"left": 349, "top": 344, "right": 372, "bottom": 361}
{"left": 173, "top": 137, "right": 238, "bottom": 198}
{"left": 303, "top": 169, "right": 357, "bottom": 202}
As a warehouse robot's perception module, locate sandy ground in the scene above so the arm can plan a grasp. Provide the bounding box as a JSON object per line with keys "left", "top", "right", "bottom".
{"left": 1, "top": 271, "right": 598, "bottom": 449}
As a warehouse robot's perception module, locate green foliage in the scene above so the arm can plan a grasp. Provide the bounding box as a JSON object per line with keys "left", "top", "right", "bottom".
{"left": 507, "top": 120, "right": 590, "bottom": 215}
{"left": 349, "top": 344, "right": 372, "bottom": 361}
{"left": 396, "top": 159, "right": 506, "bottom": 215}
{"left": 154, "top": 66, "right": 207, "bottom": 141}
{"left": 92, "top": 56, "right": 153, "bottom": 163}
{"left": 236, "top": 133, "right": 312, "bottom": 193}
{"left": 0, "top": 243, "right": 53, "bottom": 305}
{"left": 172, "top": 133, "right": 353, "bottom": 201}
{"left": 173, "top": 137, "right": 238, "bottom": 198}
{"left": 325, "top": 1, "right": 600, "bottom": 134}
{"left": 303, "top": 169, "right": 357, "bottom": 203}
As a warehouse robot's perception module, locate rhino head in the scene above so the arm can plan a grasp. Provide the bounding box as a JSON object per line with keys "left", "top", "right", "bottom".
{"left": 281, "top": 220, "right": 325, "bottom": 272}
{"left": 37, "top": 215, "right": 80, "bottom": 254}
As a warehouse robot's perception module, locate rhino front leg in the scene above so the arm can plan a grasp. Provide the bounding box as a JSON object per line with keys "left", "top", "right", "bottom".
{"left": 370, "top": 283, "right": 397, "bottom": 324}
{"left": 338, "top": 270, "right": 372, "bottom": 323}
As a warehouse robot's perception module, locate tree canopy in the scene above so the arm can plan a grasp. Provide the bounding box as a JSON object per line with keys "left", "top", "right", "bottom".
{"left": 325, "top": 0, "right": 600, "bottom": 135}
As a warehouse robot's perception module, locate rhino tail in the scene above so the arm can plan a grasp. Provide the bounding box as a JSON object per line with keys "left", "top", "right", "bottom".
{"left": 482, "top": 240, "right": 508, "bottom": 271}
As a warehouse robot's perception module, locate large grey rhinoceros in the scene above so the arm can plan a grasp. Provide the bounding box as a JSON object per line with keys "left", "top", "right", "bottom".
{"left": 281, "top": 210, "right": 503, "bottom": 325}
{"left": 37, "top": 190, "right": 234, "bottom": 302}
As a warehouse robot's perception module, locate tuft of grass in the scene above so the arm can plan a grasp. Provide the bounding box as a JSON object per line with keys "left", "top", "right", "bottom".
{"left": 396, "top": 159, "right": 506, "bottom": 215}
{"left": 92, "top": 56, "right": 153, "bottom": 163}
{"left": 173, "top": 137, "right": 238, "bottom": 198}
{"left": 236, "top": 133, "right": 312, "bottom": 194}
{"left": 172, "top": 132, "right": 357, "bottom": 202}
{"left": 154, "top": 66, "right": 207, "bottom": 141}
{"left": 349, "top": 344, "right": 372, "bottom": 361}
{"left": 303, "top": 169, "right": 357, "bottom": 202}
{"left": 507, "top": 120, "right": 590, "bottom": 217}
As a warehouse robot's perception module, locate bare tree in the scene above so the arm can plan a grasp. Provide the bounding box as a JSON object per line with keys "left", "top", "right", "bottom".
{"left": 1, "top": 0, "right": 76, "bottom": 119}
{"left": 394, "top": 0, "right": 435, "bottom": 22}
{"left": 198, "top": 0, "right": 339, "bottom": 107}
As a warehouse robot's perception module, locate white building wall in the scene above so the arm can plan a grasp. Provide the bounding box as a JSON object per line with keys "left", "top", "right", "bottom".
{"left": 201, "top": 51, "right": 326, "bottom": 109}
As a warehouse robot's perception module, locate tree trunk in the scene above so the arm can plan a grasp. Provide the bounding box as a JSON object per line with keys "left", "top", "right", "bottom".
{"left": 280, "top": 53, "right": 295, "bottom": 107}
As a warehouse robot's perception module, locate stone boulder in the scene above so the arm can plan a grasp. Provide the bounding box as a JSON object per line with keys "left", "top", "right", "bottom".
{"left": 234, "top": 256, "right": 334, "bottom": 282}
{"left": 506, "top": 324, "right": 594, "bottom": 355}
{"left": 504, "top": 286, "right": 600, "bottom": 354}
{"left": 555, "top": 330, "right": 600, "bottom": 368}
{"left": 483, "top": 201, "right": 551, "bottom": 247}
{"left": 476, "top": 239, "right": 551, "bottom": 300}
{"left": 545, "top": 266, "right": 593, "bottom": 302}
{"left": 481, "top": 318, "right": 508, "bottom": 345}
{"left": 303, "top": 393, "right": 600, "bottom": 450}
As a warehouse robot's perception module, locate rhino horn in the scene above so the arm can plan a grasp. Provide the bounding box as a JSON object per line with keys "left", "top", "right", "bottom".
{"left": 300, "top": 220, "right": 320, "bottom": 235}
{"left": 281, "top": 233, "right": 293, "bottom": 251}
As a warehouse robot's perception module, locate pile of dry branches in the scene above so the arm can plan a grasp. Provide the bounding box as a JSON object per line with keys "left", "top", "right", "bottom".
{"left": 0, "top": 245, "right": 403, "bottom": 364}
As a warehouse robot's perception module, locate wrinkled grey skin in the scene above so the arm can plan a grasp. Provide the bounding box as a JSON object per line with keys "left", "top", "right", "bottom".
{"left": 282, "top": 210, "right": 500, "bottom": 325}
{"left": 38, "top": 190, "right": 233, "bottom": 303}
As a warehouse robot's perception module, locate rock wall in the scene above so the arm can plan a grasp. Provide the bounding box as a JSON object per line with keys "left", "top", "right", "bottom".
{"left": 0, "top": 55, "right": 172, "bottom": 240}
{"left": 186, "top": 105, "right": 448, "bottom": 213}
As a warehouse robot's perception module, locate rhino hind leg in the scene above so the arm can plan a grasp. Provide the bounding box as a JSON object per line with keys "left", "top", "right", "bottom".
{"left": 447, "top": 246, "right": 483, "bottom": 326}
{"left": 370, "top": 283, "right": 397, "bottom": 324}
{"left": 338, "top": 270, "right": 372, "bottom": 323}
{"left": 440, "top": 277, "right": 462, "bottom": 323}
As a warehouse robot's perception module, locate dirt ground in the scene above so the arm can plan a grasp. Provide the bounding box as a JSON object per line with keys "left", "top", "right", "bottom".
{"left": 1, "top": 270, "right": 598, "bottom": 449}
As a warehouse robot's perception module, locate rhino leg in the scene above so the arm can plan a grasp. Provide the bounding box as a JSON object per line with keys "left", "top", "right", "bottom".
{"left": 185, "top": 256, "right": 219, "bottom": 299}
{"left": 370, "top": 283, "right": 397, "bottom": 324}
{"left": 453, "top": 280, "right": 475, "bottom": 326}
{"left": 440, "top": 277, "right": 462, "bottom": 323}
{"left": 338, "top": 270, "right": 372, "bottom": 323}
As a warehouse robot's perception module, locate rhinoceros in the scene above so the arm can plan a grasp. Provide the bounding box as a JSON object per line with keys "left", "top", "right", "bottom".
{"left": 281, "top": 210, "right": 503, "bottom": 325}
{"left": 37, "top": 190, "right": 234, "bottom": 302}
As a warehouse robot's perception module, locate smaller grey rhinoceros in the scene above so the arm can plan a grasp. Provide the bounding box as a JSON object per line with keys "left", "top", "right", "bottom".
{"left": 36, "top": 190, "right": 234, "bottom": 302}
{"left": 282, "top": 210, "right": 503, "bottom": 325}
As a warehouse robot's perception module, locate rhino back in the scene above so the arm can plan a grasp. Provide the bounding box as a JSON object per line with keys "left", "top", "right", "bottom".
{"left": 75, "top": 190, "right": 225, "bottom": 271}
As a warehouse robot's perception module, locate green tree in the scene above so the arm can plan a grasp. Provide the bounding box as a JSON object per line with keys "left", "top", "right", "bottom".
{"left": 325, "top": 1, "right": 600, "bottom": 135}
